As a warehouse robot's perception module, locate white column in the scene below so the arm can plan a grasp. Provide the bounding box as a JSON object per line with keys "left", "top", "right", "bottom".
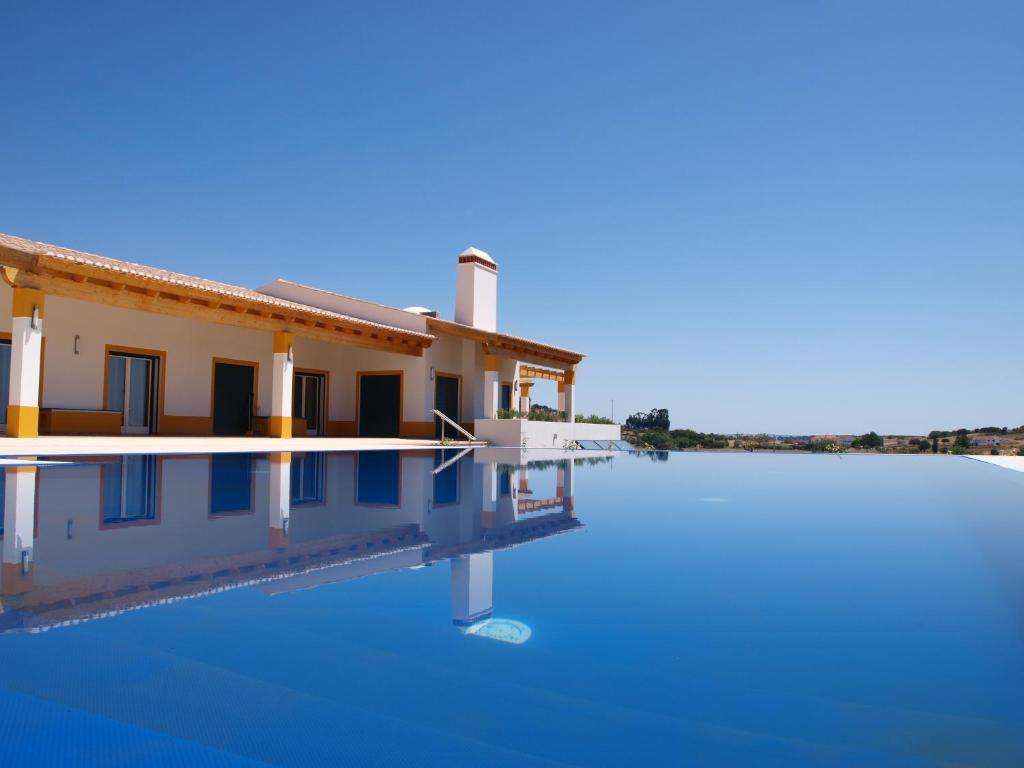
{"left": 481, "top": 462, "right": 496, "bottom": 529}
{"left": 268, "top": 453, "right": 292, "bottom": 547}
{"left": 451, "top": 552, "right": 493, "bottom": 626}
{"left": 2, "top": 466, "right": 37, "bottom": 594}
{"left": 561, "top": 459, "right": 575, "bottom": 516}
{"left": 519, "top": 382, "right": 532, "bottom": 414}
{"left": 8, "top": 287, "right": 44, "bottom": 438}
{"left": 563, "top": 369, "right": 576, "bottom": 424}
{"left": 270, "top": 332, "right": 294, "bottom": 438}
{"left": 483, "top": 352, "right": 499, "bottom": 418}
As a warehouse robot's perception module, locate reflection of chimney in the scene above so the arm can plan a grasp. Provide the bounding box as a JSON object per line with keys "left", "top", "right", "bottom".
{"left": 451, "top": 552, "right": 493, "bottom": 626}
{"left": 454, "top": 247, "right": 497, "bottom": 331}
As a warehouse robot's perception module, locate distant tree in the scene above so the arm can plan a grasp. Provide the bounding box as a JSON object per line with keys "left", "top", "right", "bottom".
{"left": 852, "top": 431, "right": 883, "bottom": 450}
{"left": 954, "top": 432, "right": 970, "bottom": 450}
{"left": 625, "top": 408, "right": 670, "bottom": 431}
{"left": 931, "top": 437, "right": 938, "bottom": 454}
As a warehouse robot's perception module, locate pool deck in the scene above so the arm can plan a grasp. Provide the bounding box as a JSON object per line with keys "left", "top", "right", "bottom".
{"left": 0, "top": 435, "right": 470, "bottom": 457}
{"left": 965, "top": 455, "right": 1024, "bottom": 473}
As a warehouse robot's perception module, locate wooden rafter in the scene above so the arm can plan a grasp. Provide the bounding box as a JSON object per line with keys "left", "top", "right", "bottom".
{"left": 3, "top": 261, "right": 431, "bottom": 356}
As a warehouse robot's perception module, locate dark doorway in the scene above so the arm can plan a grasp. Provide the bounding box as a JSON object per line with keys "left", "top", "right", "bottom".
{"left": 359, "top": 373, "right": 401, "bottom": 437}
{"left": 213, "top": 362, "right": 255, "bottom": 435}
{"left": 500, "top": 383, "right": 512, "bottom": 412}
{"left": 434, "top": 374, "right": 460, "bottom": 438}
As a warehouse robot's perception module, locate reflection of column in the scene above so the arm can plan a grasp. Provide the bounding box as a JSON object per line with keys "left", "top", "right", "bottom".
{"left": 481, "top": 462, "right": 496, "bottom": 529}
{"left": 483, "top": 352, "right": 499, "bottom": 418}
{"left": 451, "top": 552, "right": 493, "bottom": 626}
{"left": 8, "top": 287, "right": 45, "bottom": 437}
{"left": 2, "top": 466, "right": 36, "bottom": 594}
{"left": 268, "top": 452, "right": 292, "bottom": 547}
{"left": 270, "top": 332, "right": 294, "bottom": 438}
{"left": 561, "top": 459, "right": 575, "bottom": 516}
{"left": 562, "top": 368, "right": 575, "bottom": 425}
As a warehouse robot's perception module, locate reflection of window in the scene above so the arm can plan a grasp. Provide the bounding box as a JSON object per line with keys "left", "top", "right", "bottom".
{"left": 210, "top": 454, "right": 253, "bottom": 515}
{"left": 0, "top": 467, "right": 5, "bottom": 535}
{"left": 433, "top": 450, "right": 459, "bottom": 506}
{"left": 356, "top": 451, "right": 400, "bottom": 506}
{"left": 291, "top": 453, "right": 325, "bottom": 505}
{"left": 499, "top": 469, "right": 511, "bottom": 498}
{"left": 101, "top": 456, "right": 159, "bottom": 525}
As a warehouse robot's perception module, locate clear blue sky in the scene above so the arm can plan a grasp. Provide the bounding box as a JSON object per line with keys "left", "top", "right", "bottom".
{"left": 2, "top": 1, "right": 1021, "bottom": 434}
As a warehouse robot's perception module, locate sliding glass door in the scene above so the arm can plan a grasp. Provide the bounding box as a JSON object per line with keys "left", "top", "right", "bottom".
{"left": 107, "top": 352, "right": 158, "bottom": 434}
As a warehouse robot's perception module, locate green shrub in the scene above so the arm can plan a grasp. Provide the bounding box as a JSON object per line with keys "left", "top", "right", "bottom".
{"left": 575, "top": 414, "right": 615, "bottom": 425}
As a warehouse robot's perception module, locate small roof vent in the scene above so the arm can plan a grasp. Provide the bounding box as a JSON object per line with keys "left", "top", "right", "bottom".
{"left": 403, "top": 306, "right": 438, "bottom": 318}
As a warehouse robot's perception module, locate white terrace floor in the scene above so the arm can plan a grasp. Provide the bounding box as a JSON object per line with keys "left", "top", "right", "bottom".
{"left": 0, "top": 435, "right": 467, "bottom": 457}
{"left": 966, "top": 455, "right": 1024, "bottom": 474}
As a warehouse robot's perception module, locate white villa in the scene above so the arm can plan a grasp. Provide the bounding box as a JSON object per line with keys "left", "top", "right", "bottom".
{"left": 0, "top": 233, "right": 619, "bottom": 447}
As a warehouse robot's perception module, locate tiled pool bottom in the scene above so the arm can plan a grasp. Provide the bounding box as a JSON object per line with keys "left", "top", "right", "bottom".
{"left": 0, "top": 451, "right": 1022, "bottom": 766}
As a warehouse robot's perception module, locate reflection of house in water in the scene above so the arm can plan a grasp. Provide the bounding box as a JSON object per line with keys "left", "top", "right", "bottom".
{"left": 0, "top": 451, "right": 581, "bottom": 639}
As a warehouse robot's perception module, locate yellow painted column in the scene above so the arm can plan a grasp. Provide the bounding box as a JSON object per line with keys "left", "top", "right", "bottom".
{"left": 2, "top": 465, "right": 37, "bottom": 594}
{"left": 483, "top": 352, "right": 499, "bottom": 419}
{"left": 269, "top": 332, "right": 294, "bottom": 438}
{"left": 562, "top": 368, "right": 576, "bottom": 425}
{"left": 519, "top": 381, "right": 533, "bottom": 414}
{"left": 7, "top": 287, "right": 45, "bottom": 438}
{"left": 557, "top": 381, "right": 566, "bottom": 414}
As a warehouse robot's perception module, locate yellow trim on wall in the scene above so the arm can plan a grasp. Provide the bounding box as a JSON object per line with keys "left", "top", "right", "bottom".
{"left": 267, "top": 415, "right": 292, "bottom": 438}
{"left": 6, "top": 405, "right": 39, "bottom": 438}
{"left": 483, "top": 353, "right": 499, "bottom": 372}
{"left": 11, "top": 287, "right": 44, "bottom": 319}
{"left": 273, "top": 331, "right": 294, "bottom": 354}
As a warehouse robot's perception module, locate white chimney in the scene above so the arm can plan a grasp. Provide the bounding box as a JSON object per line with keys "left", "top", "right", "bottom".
{"left": 454, "top": 247, "right": 497, "bottom": 331}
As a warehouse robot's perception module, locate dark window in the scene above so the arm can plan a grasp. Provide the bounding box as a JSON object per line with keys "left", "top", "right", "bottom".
{"left": 356, "top": 451, "right": 400, "bottom": 506}
{"left": 212, "top": 363, "right": 255, "bottom": 435}
{"left": 500, "top": 384, "right": 512, "bottom": 412}
{"left": 101, "top": 456, "right": 158, "bottom": 524}
{"left": 359, "top": 374, "right": 401, "bottom": 437}
{"left": 433, "top": 449, "right": 460, "bottom": 505}
{"left": 291, "top": 453, "right": 325, "bottom": 505}
{"left": 210, "top": 454, "right": 253, "bottom": 514}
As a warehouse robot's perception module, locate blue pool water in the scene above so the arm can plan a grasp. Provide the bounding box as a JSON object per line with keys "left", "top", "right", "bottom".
{"left": 0, "top": 450, "right": 1022, "bottom": 766}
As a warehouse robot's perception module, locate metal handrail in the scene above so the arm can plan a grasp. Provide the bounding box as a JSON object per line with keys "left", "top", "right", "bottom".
{"left": 432, "top": 446, "right": 474, "bottom": 475}
{"left": 431, "top": 409, "right": 477, "bottom": 442}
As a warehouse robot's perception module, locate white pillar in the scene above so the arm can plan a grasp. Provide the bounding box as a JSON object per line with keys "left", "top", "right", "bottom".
{"left": 8, "top": 287, "right": 44, "bottom": 438}
{"left": 483, "top": 352, "right": 499, "bottom": 418}
{"left": 268, "top": 453, "right": 291, "bottom": 547}
{"left": 270, "top": 332, "right": 294, "bottom": 438}
{"left": 481, "top": 462, "right": 496, "bottom": 529}
{"left": 451, "top": 552, "right": 493, "bottom": 626}
{"left": 2, "top": 466, "right": 36, "bottom": 594}
{"left": 563, "top": 369, "right": 576, "bottom": 424}
{"left": 560, "top": 459, "right": 575, "bottom": 516}
{"left": 519, "top": 382, "right": 532, "bottom": 414}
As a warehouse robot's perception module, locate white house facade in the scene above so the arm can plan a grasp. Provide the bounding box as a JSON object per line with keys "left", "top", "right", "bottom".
{"left": 0, "top": 233, "right": 619, "bottom": 447}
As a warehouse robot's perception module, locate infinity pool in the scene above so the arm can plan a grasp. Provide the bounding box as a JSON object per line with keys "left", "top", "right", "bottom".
{"left": 0, "top": 450, "right": 1021, "bottom": 766}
